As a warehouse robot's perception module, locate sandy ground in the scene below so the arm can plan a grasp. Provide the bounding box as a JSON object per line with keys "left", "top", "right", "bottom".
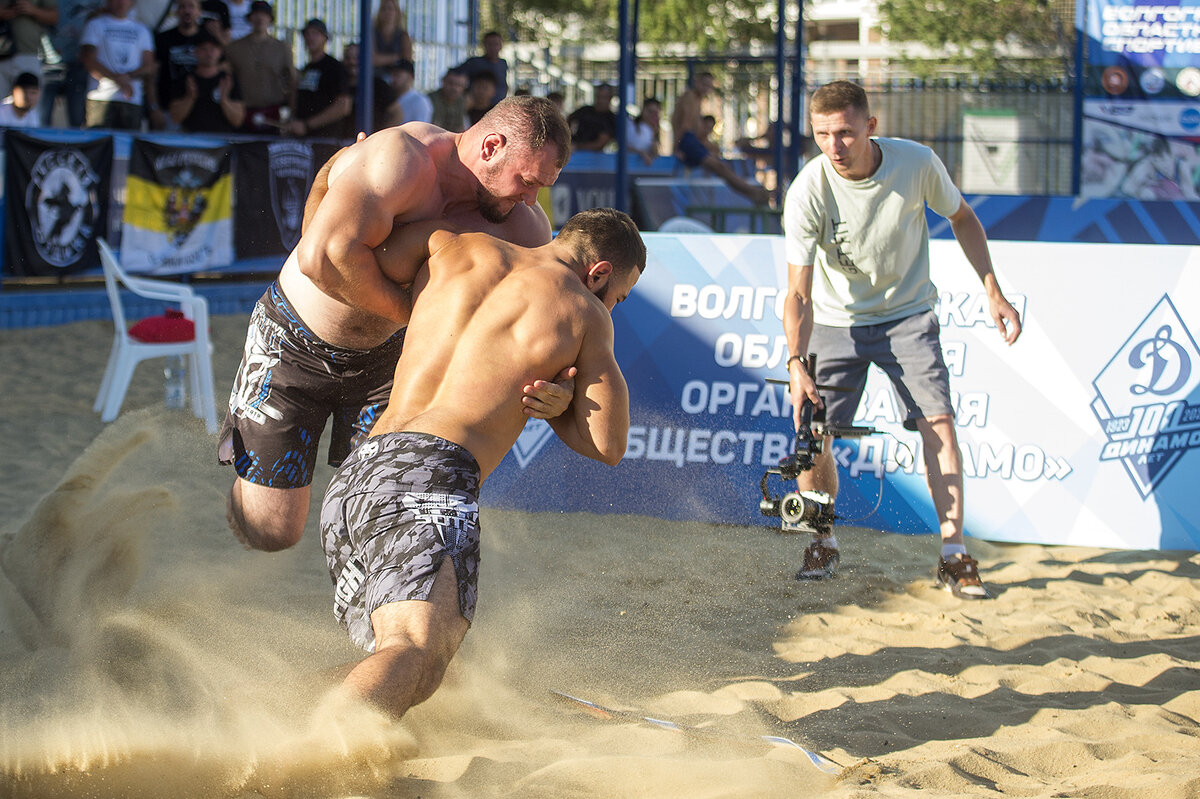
{"left": 1, "top": 313, "right": 1198, "bottom": 798}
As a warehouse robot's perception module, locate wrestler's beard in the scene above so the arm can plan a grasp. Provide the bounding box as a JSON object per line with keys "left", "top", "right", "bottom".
{"left": 475, "top": 185, "right": 513, "bottom": 224}
{"left": 476, "top": 163, "right": 514, "bottom": 224}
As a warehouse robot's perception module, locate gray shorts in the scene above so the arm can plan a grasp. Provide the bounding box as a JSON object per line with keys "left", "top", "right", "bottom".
{"left": 320, "top": 431, "right": 481, "bottom": 652}
{"left": 808, "top": 309, "right": 953, "bottom": 432}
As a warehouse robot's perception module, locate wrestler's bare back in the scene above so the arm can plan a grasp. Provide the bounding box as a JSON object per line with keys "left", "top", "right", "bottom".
{"left": 371, "top": 232, "right": 616, "bottom": 480}
{"left": 277, "top": 124, "right": 552, "bottom": 350}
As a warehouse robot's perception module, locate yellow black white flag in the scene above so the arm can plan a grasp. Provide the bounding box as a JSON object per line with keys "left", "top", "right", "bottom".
{"left": 122, "top": 139, "right": 233, "bottom": 274}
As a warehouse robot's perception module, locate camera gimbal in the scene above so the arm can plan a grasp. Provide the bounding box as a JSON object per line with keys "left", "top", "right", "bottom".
{"left": 759, "top": 354, "right": 876, "bottom": 536}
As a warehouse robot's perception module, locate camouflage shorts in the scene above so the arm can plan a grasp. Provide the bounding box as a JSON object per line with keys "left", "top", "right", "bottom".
{"left": 320, "top": 432, "right": 482, "bottom": 652}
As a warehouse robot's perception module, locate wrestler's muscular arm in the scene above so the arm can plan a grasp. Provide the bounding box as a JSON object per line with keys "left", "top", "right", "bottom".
{"left": 375, "top": 222, "right": 463, "bottom": 285}
{"left": 545, "top": 309, "right": 629, "bottom": 466}
{"left": 300, "top": 145, "right": 348, "bottom": 234}
{"left": 295, "top": 133, "right": 434, "bottom": 325}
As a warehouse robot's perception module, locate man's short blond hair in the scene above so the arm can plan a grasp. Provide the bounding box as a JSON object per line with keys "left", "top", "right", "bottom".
{"left": 478, "top": 96, "right": 572, "bottom": 169}
{"left": 810, "top": 80, "right": 870, "bottom": 118}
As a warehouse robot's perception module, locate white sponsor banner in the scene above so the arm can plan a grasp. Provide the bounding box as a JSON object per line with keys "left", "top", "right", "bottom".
{"left": 489, "top": 235, "right": 1200, "bottom": 551}
{"left": 919, "top": 239, "right": 1198, "bottom": 549}
{"left": 1084, "top": 98, "right": 1200, "bottom": 136}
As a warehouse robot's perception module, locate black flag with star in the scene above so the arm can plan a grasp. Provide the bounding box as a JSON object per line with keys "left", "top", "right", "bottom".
{"left": 3, "top": 131, "right": 112, "bottom": 277}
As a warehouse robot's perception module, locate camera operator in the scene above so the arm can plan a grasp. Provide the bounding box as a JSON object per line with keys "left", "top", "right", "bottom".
{"left": 781, "top": 80, "right": 1021, "bottom": 598}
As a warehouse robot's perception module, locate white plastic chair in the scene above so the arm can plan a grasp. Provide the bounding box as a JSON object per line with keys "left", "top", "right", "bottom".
{"left": 658, "top": 215, "right": 715, "bottom": 234}
{"left": 93, "top": 238, "right": 219, "bottom": 433}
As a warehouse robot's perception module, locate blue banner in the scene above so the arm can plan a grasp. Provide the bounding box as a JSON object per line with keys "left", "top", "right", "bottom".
{"left": 483, "top": 233, "right": 1200, "bottom": 551}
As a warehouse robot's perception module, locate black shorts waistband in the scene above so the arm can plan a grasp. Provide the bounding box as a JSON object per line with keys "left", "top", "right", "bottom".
{"left": 263, "top": 282, "right": 406, "bottom": 363}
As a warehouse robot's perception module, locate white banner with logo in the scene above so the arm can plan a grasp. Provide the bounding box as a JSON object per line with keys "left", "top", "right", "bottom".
{"left": 485, "top": 235, "right": 1200, "bottom": 551}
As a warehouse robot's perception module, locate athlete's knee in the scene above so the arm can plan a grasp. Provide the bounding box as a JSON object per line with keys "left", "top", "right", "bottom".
{"left": 228, "top": 480, "right": 308, "bottom": 551}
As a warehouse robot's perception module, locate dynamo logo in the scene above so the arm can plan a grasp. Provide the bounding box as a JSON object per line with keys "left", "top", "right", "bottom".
{"left": 1091, "top": 295, "right": 1200, "bottom": 498}
{"left": 1181, "top": 107, "right": 1200, "bottom": 131}
{"left": 511, "top": 418, "right": 556, "bottom": 468}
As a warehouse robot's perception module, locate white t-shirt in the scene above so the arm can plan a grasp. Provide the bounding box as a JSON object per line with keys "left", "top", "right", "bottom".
{"left": 223, "top": 0, "right": 253, "bottom": 42}
{"left": 782, "top": 137, "right": 962, "bottom": 327}
{"left": 626, "top": 117, "right": 657, "bottom": 154}
{"left": 80, "top": 14, "right": 154, "bottom": 105}
{"left": 0, "top": 99, "right": 41, "bottom": 128}
{"left": 397, "top": 88, "right": 433, "bottom": 124}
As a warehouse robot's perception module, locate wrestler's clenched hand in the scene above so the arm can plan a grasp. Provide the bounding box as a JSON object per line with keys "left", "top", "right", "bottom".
{"left": 522, "top": 366, "right": 577, "bottom": 419}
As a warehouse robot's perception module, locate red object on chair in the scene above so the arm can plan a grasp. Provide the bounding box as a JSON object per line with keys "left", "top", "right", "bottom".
{"left": 128, "top": 308, "right": 196, "bottom": 343}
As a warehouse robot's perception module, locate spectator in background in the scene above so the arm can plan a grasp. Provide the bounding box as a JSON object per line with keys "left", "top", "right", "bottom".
{"left": 389, "top": 58, "right": 430, "bottom": 124}
{"left": 427, "top": 67, "right": 467, "bottom": 132}
{"left": 38, "top": 0, "right": 101, "bottom": 128}
{"left": 225, "top": 0, "right": 294, "bottom": 135}
{"left": 464, "top": 69, "right": 495, "bottom": 125}
{"left": 0, "top": 0, "right": 59, "bottom": 100}
{"left": 371, "top": 0, "right": 411, "bottom": 79}
{"left": 341, "top": 40, "right": 400, "bottom": 136}
{"left": 221, "top": 0, "right": 250, "bottom": 42}
{"left": 568, "top": 81, "right": 615, "bottom": 152}
{"left": 701, "top": 114, "right": 717, "bottom": 143}
{"left": 285, "top": 17, "right": 350, "bottom": 139}
{"left": 671, "top": 71, "right": 770, "bottom": 205}
{"left": 199, "top": 0, "right": 230, "bottom": 44}
{"left": 0, "top": 70, "right": 42, "bottom": 127}
{"left": 546, "top": 89, "right": 564, "bottom": 115}
{"left": 80, "top": 0, "right": 154, "bottom": 131}
{"left": 626, "top": 96, "right": 661, "bottom": 165}
{"left": 166, "top": 30, "right": 243, "bottom": 132}
{"left": 457, "top": 30, "right": 506, "bottom": 106}
{"left": 150, "top": 0, "right": 208, "bottom": 131}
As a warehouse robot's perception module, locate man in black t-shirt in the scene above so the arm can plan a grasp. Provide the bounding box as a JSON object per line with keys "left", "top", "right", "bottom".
{"left": 151, "top": 0, "right": 209, "bottom": 129}
{"left": 567, "top": 82, "right": 616, "bottom": 152}
{"left": 167, "top": 31, "right": 244, "bottom": 132}
{"left": 285, "top": 17, "right": 350, "bottom": 139}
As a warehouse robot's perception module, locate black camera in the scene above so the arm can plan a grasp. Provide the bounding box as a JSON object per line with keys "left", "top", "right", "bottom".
{"left": 759, "top": 396, "right": 837, "bottom": 535}
{"left": 758, "top": 354, "right": 876, "bottom": 536}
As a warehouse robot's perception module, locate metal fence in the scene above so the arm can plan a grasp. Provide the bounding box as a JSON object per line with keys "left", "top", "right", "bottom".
{"left": 512, "top": 47, "right": 1078, "bottom": 195}
{"left": 865, "top": 81, "right": 1076, "bottom": 196}
{"left": 225, "top": 0, "right": 472, "bottom": 93}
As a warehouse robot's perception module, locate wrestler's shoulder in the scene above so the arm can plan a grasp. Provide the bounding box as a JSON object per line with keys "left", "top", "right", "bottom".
{"left": 372, "top": 122, "right": 456, "bottom": 153}
{"left": 498, "top": 204, "right": 554, "bottom": 248}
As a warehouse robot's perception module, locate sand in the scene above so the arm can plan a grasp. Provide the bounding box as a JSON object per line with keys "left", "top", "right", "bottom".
{"left": 1, "top": 313, "right": 1198, "bottom": 799}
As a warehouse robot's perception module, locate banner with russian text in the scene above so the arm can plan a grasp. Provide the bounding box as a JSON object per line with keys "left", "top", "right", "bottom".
{"left": 1082, "top": 0, "right": 1200, "bottom": 198}
{"left": 122, "top": 139, "right": 233, "bottom": 274}
{"left": 231, "top": 140, "right": 340, "bottom": 260}
{"left": 483, "top": 234, "right": 1200, "bottom": 551}
{"left": 3, "top": 131, "right": 111, "bottom": 277}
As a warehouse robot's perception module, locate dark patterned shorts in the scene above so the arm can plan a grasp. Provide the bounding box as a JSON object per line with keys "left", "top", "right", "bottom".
{"left": 320, "top": 431, "right": 482, "bottom": 652}
{"left": 217, "top": 282, "right": 405, "bottom": 488}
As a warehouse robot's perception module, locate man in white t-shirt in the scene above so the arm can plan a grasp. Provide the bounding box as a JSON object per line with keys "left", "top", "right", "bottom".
{"left": 222, "top": 0, "right": 251, "bottom": 42}
{"left": 0, "top": 71, "right": 41, "bottom": 127}
{"left": 781, "top": 80, "right": 1022, "bottom": 599}
{"left": 79, "top": 0, "right": 154, "bottom": 130}
{"left": 390, "top": 58, "right": 431, "bottom": 124}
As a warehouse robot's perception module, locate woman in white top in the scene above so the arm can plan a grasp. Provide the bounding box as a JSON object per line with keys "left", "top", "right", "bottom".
{"left": 625, "top": 97, "right": 662, "bottom": 165}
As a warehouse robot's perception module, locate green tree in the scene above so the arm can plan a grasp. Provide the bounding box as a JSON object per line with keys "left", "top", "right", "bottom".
{"left": 481, "top": 0, "right": 779, "bottom": 52}
{"left": 877, "top": 0, "right": 1073, "bottom": 79}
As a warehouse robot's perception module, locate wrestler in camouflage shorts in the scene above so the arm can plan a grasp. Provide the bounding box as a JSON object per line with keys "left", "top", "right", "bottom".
{"left": 321, "top": 431, "right": 482, "bottom": 652}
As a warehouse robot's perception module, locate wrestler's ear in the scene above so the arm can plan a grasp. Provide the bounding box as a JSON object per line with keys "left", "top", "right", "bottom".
{"left": 480, "top": 132, "right": 506, "bottom": 161}
{"left": 586, "top": 260, "right": 613, "bottom": 293}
